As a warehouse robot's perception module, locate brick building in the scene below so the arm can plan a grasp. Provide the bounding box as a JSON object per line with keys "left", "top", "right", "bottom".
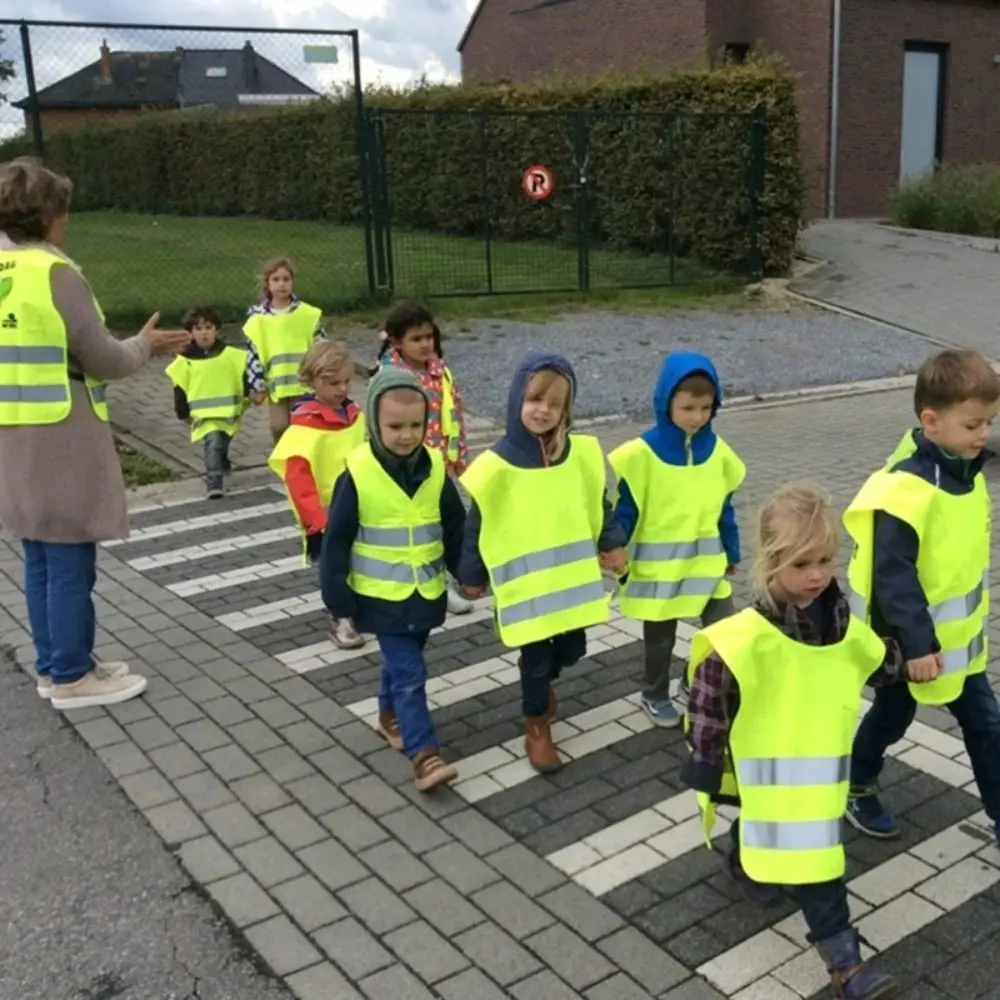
{"left": 458, "top": 0, "right": 1000, "bottom": 219}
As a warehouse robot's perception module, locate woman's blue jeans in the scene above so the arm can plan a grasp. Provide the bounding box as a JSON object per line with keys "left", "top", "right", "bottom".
{"left": 22, "top": 540, "right": 97, "bottom": 684}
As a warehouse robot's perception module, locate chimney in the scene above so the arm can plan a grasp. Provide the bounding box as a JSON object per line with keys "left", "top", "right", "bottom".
{"left": 99, "top": 39, "right": 112, "bottom": 82}
{"left": 242, "top": 40, "right": 257, "bottom": 91}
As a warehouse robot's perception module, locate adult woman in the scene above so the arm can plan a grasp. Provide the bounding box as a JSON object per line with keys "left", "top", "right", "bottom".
{"left": 0, "top": 157, "right": 191, "bottom": 710}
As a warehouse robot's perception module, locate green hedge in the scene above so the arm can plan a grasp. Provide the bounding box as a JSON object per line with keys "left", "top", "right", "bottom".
{"left": 890, "top": 165, "right": 1000, "bottom": 238}
{"left": 5, "top": 58, "right": 803, "bottom": 276}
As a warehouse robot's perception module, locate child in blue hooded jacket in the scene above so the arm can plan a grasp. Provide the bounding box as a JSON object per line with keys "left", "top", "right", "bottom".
{"left": 459, "top": 351, "right": 627, "bottom": 773}
{"left": 609, "top": 352, "right": 745, "bottom": 727}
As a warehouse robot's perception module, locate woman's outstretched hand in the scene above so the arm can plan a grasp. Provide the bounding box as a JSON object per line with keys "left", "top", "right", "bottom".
{"left": 139, "top": 312, "right": 192, "bottom": 356}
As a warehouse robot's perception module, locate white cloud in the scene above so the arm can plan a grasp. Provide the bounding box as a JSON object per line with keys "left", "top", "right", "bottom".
{"left": 0, "top": 0, "right": 478, "bottom": 135}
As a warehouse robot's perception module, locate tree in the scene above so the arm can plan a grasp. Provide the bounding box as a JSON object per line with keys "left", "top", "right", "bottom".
{"left": 0, "top": 31, "right": 16, "bottom": 105}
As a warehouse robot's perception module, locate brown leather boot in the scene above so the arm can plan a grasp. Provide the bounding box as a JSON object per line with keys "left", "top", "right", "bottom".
{"left": 412, "top": 748, "right": 458, "bottom": 792}
{"left": 524, "top": 716, "right": 562, "bottom": 773}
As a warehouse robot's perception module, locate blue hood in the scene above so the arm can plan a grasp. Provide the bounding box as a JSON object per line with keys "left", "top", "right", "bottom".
{"left": 493, "top": 350, "right": 577, "bottom": 468}
{"left": 642, "top": 351, "right": 722, "bottom": 465}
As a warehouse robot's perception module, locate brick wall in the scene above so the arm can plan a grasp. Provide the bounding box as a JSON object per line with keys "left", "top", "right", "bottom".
{"left": 837, "top": 0, "right": 1000, "bottom": 217}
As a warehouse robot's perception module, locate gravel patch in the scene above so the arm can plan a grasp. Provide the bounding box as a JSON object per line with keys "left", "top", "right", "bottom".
{"left": 440, "top": 310, "right": 937, "bottom": 420}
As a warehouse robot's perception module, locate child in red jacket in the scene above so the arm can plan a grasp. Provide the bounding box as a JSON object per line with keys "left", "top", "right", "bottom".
{"left": 269, "top": 340, "right": 366, "bottom": 648}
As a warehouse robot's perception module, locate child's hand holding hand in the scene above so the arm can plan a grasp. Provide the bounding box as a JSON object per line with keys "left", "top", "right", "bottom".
{"left": 250, "top": 391, "right": 267, "bottom": 405}
{"left": 600, "top": 547, "right": 628, "bottom": 577}
{"left": 725, "top": 564, "right": 737, "bottom": 577}
{"left": 906, "top": 653, "right": 942, "bottom": 683}
{"left": 461, "top": 584, "right": 487, "bottom": 600}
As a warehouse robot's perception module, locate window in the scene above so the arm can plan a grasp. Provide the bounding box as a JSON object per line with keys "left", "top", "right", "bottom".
{"left": 724, "top": 43, "right": 750, "bottom": 65}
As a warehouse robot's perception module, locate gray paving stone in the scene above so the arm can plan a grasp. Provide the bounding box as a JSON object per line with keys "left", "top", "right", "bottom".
{"left": 176, "top": 834, "right": 241, "bottom": 883}
{"left": 527, "top": 924, "right": 615, "bottom": 990}
{"left": 206, "top": 871, "right": 280, "bottom": 927}
{"left": 383, "top": 919, "right": 470, "bottom": 984}
{"left": 596, "top": 927, "right": 688, "bottom": 994}
{"left": 147, "top": 741, "right": 205, "bottom": 781}
{"left": 300, "top": 695, "right": 356, "bottom": 729}
{"left": 472, "top": 881, "right": 555, "bottom": 941}
{"left": 262, "top": 803, "right": 329, "bottom": 850}
{"left": 357, "top": 840, "right": 433, "bottom": 893}
{"left": 453, "top": 921, "right": 543, "bottom": 986}
{"left": 201, "top": 658, "right": 250, "bottom": 685}
{"left": 396, "top": 780, "right": 467, "bottom": 819}
{"left": 310, "top": 745, "right": 369, "bottom": 785}
{"left": 174, "top": 769, "right": 237, "bottom": 811}
{"left": 230, "top": 718, "right": 286, "bottom": 754}
{"left": 363, "top": 745, "right": 415, "bottom": 786}
{"left": 659, "top": 980, "right": 726, "bottom": 1000}
{"left": 202, "top": 743, "right": 261, "bottom": 781}
{"left": 106, "top": 698, "right": 155, "bottom": 724}
{"left": 95, "top": 740, "right": 151, "bottom": 778}
{"left": 380, "top": 806, "right": 454, "bottom": 855}
{"left": 143, "top": 800, "right": 207, "bottom": 845}
{"left": 322, "top": 804, "right": 391, "bottom": 852}
{"left": 153, "top": 694, "right": 205, "bottom": 727}
{"left": 202, "top": 801, "right": 267, "bottom": 848}
{"left": 435, "top": 968, "right": 509, "bottom": 1000}
{"left": 280, "top": 719, "right": 335, "bottom": 755}
{"left": 342, "top": 774, "right": 409, "bottom": 818}
{"left": 234, "top": 835, "right": 305, "bottom": 888}
{"left": 510, "top": 971, "right": 584, "bottom": 1000}
{"left": 313, "top": 917, "right": 394, "bottom": 980}
{"left": 299, "top": 838, "right": 369, "bottom": 892}
{"left": 285, "top": 962, "right": 363, "bottom": 1000}
{"left": 243, "top": 914, "right": 322, "bottom": 977}
{"left": 358, "top": 963, "right": 437, "bottom": 1000}
{"left": 271, "top": 874, "right": 348, "bottom": 933}
{"left": 441, "top": 809, "right": 514, "bottom": 856}
{"left": 174, "top": 675, "right": 227, "bottom": 703}
{"left": 226, "top": 675, "right": 277, "bottom": 704}
{"left": 229, "top": 771, "right": 293, "bottom": 814}
{"left": 287, "top": 774, "right": 348, "bottom": 816}
{"left": 271, "top": 676, "right": 323, "bottom": 706}
{"left": 125, "top": 717, "right": 180, "bottom": 751}
{"left": 202, "top": 695, "right": 256, "bottom": 727}
{"left": 425, "top": 842, "right": 501, "bottom": 895}
{"left": 74, "top": 716, "right": 128, "bottom": 749}
{"left": 339, "top": 876, "right": 419, "bottom": 934}
{"left": 538, "top": 884, "right": 625, "bottom": 942}
{"left": 485, "top": 843, "right": 566, "bottom": 898}
{"left": 584, "top": 973, "right": 654, "bottom": 1000}
{"left": 176, "top": 718, "right": 231, "bottom": 752}
{"left": 119, "top": 768, "right": 178, "bottom": 810}
{"left": 403, "top": 878, "right": 484, "bottom": 936}
{"left": 256, "top": 745, "right": 317, "bottom": 783}
{"left": 252, "top": 696, "right": 306, "bottom": 728}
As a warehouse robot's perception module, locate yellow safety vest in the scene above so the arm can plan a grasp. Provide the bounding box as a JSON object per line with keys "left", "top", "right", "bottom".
{"left": 689, "top": 608, "right": 885, "bottom": 885}
{"left": 268, "top": 417, "right": 367, "bottom": 554}
{"left": 844, "top": 448, "right": 989, "bottom": 706}
{"left": 461, "top": 434, "right": 610, "bottom": 647}
{"left": 0, "top": 247, "right": 108, "bottom": 425}
{"left": 243, "top": 303, "right": 322, "bottom": 402}
{"left": 346, "top": 443, "right": 447, "bottom": 601}
{"left": 609, "top": 436, "right": 745, "bottom": 621}
{"left": 165, "top": 346, "right": 248, "bottom": 443}
{"left": 440, "top": 367, "right": 460, "bottom": 465}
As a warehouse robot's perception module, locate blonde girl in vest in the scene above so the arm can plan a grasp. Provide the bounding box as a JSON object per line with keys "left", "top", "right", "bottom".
{"left": 268, "top": 340, "right": 366, "bottom": 648}
{"left": 166, "top": 305, "right": 254, "bottom": 499}
{"left": 243, "top": 257, "right": 325, "bottom": 445}
{"left": 458, "top": 351, "right": 627, "bottom": 774}
{"left": 682, "top": 484, "right": 910, "bottom": 1000}
{"left": 376, "top": 301, "right": 473, "bottom": 616}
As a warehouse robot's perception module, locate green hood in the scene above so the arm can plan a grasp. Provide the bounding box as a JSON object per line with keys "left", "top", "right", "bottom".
{"left": 365, "top": 366, "right": 429, "bottom": 468}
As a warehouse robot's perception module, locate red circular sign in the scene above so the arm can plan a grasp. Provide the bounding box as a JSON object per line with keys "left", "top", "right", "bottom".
{"left": 522, "top": 164, "right": 554, "bottom": 201}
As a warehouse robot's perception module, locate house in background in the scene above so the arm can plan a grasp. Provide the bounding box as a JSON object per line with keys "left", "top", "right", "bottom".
{"left": 458, "top": 0, "right": 1000, "bottom": 219}
{"left": 15, "top": 40, "right": 319, "bottom": 133}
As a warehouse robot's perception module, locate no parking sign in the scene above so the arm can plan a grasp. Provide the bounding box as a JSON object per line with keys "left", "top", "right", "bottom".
{"left": 522, "top": 164, "right": 554, "bottom": 201}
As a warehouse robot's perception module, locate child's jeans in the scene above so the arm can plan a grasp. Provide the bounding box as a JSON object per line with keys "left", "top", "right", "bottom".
{"left": 203, "top": 430, "right": 232, "bottom": 492}
{"left": 643, "top": 596, "right": 735, "bottom": 700}
{"left": 377, "top": 631, "right": 437, "bottom": 758}
{"left": 730, "top": 819, "right": 850, "bottom": 942}
{"left": 851, "top": 672, "right": 1000, "bottom": 824}
{"left": 519, "top": 629, "right": 587, "bottom": 717}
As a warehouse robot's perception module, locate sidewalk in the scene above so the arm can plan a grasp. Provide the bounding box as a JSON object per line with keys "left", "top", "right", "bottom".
{"left": 5, "top": 383, "right": 1000, "bottom": 998}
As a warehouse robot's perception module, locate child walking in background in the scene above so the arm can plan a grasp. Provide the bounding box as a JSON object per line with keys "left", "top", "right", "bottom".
{"left": 166, "top": 306, "right": 255, "bottom": 500}
{"left": 610, "top": 352, "right": 744, "bottom": 727}
{"left": 268, "top": 341, "right": 366, "bottom": 648}
{"left": 320, "top": 367, "right": 467, "bottom": 791}
{"left": 683, "top": 485, "right": 907, "bottom": 999}
{"left": 243, "top": 257, "right": 325, "bottom": 445}
{"left": 376, "top": 302, "right": 472, "bottom": 615}
{"left": 459, "top": 351, "right": 627, "bottom": 773}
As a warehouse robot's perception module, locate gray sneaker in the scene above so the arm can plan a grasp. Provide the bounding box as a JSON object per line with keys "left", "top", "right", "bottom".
{"left": 641, "top": 695, "right": 681, "bottom": 728}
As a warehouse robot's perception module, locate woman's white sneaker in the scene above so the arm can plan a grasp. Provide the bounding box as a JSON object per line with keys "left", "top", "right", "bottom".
{"left": 37, "top": 660, "right": 130, "bottom": 699}
{"left": 50, "top": 670, "right": 148, "bottom": 710}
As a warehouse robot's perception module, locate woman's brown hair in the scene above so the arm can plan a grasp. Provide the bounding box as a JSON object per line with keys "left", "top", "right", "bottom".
{"left": 0, "top": 157, "right": 73, "bottom": 243}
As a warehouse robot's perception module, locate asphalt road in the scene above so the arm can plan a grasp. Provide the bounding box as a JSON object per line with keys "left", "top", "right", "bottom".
{"left": 0, "top": 648, "right": 291, "bottom": 1000}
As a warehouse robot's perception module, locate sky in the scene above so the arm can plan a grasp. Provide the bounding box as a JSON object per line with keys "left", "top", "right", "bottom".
{"left": 0, "top": 0, "right": 480, "bottom": 134}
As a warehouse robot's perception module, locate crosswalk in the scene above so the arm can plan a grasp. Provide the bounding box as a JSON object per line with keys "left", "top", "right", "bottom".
{"left": 110, "top": 483, "right": 1000, "bottom": 999}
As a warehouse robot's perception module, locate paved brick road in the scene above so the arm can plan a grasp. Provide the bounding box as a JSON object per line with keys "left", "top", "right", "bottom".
{"left": 6, "top": 385, "right": 1000, "bottom": 999}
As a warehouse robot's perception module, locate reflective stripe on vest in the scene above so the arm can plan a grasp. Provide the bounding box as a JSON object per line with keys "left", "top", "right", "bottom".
{"left": 608, "top": 436, "right": 745, "bottom": 622}
{"left": 843, "top": 459, "right": 989, "bottom": 706}
{"left": 688, "top": 608, "right": 885, "bottom": 886}
{"left": 345, "top": 443, "right": 447, "bottom": 601}
{"left": 189, "top": 394, "right": 242, "bottom": 411}
{"left": 460, "top": 434, "right": 610, "bottom": 647}
{"left": 243, "top": 306, "right": 320, "bottom": 402}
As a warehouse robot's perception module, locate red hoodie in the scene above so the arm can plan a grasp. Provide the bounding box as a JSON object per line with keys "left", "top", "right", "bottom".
{"left": 284, "top": 398, "right": 363, "bottom": 534}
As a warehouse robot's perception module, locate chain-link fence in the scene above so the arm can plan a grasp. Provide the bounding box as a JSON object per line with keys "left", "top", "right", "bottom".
{"left": 0, "top": 19, "right": 370, "bottom": 327}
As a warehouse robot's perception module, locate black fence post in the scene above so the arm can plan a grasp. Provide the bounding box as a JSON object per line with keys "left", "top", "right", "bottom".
{"left": 19, "top": 22, "right": 44, "bottom": 159}
{"left": 350, "top": 29, "right": 376, "bottom": 297}
{"left": 748, "top": 114, "right": 766, "bottom": 282}
{"left": 479, "top": 112, "right": 494, "bottom": 295}
{"left": 573, "top": 111, "right": 590, "bottom": 293}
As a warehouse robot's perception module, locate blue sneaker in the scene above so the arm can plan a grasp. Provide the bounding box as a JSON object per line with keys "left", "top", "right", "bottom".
{"left": 641, "top": 696, "right": 680, "bottom": 728}
{"left": 846, "top": 792, "right": 899, "bottom": 839}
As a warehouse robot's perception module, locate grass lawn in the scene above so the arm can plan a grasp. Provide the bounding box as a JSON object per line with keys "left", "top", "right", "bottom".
{"left": 65, "top": 211, "right": 731, "bottom": 329}
{"left": 116, "top": 439, "right": 177, "bottom": 489}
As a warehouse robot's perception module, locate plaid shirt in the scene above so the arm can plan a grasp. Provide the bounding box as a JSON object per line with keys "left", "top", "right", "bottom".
{"left": 683, "top": 580, "right": 906, "bottom": 792}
